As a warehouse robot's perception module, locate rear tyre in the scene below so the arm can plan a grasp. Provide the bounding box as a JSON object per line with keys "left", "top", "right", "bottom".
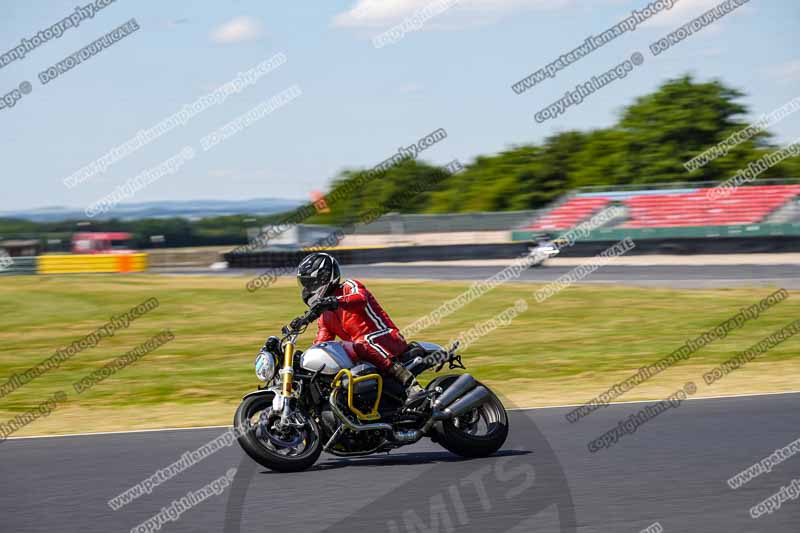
{"left": 432, "top": 379, "right": 509, "bottom": 458}
{"left": 234, "top": 392, "right": 322, "bottom": 473}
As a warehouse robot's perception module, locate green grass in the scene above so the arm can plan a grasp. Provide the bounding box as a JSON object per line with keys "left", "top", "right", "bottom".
{"left": 0, "top": 274, "right": 798, "bottom": 435}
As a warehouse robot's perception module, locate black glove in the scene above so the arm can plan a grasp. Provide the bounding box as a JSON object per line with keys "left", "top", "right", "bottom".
{"left": 317, "top": 296, "right": 339, "bottom": 311}
{"left": 289, "top": 317, "right": 306, "bottom": 331}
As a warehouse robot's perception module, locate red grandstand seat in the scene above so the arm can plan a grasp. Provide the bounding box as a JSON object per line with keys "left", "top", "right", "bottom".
{"left": 528, "top": 197, "right": 611, "bottom": 230}
{"left": 620, "top": 184, "right": 800, "bottom": 228}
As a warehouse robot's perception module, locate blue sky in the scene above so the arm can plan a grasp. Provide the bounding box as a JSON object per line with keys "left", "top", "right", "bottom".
{"left": 1, "top": 0, "right": 798, "bottom": 211}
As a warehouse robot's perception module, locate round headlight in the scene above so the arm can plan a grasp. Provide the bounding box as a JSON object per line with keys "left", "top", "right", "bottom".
{"left": 254, "top": 350, "right": 276, "bottom": 382}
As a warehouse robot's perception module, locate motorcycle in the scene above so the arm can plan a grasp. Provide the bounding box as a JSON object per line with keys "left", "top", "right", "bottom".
{"left": 234, "top": 303, "right": 509, "bottom": 472}
{"left": 527, "top": 235, "right": 566, "bottom": 267}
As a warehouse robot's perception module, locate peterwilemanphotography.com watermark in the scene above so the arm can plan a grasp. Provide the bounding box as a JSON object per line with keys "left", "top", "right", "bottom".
{"left": 0, "top": 0, "right": 120, "bottom": 70}
{"left": 0, "top": 297, "right": 160, "bottom": 399}
{"left": 512, "top": 0, "right": 678, "bottom": 95}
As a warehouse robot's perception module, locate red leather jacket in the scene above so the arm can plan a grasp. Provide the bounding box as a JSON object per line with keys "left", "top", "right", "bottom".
{"left": 314, "top": 279, "right": 408, "bottom": 357}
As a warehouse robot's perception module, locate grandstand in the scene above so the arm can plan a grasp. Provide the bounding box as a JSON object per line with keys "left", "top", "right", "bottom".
{"left": 520, "top": 181, "right": 800, "bottom": 237}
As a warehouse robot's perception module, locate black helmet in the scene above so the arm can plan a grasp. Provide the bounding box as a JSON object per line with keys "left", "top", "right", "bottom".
{"left": 296, "top": 252, "right": 341, "bottom": 306}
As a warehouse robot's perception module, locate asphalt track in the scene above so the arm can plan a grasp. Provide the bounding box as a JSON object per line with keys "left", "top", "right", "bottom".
{"left": 154, "top": 264, "right": 800, "bottom": 288}
{"left": 3, "top": 392, "right": 800, "bottom": 532}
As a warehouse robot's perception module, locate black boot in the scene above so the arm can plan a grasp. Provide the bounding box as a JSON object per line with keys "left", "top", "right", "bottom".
{"left": 387, "top": 362, "right": 428, "bottom": 408}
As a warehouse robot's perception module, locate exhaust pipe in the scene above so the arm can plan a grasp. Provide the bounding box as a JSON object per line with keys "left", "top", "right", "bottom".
{"left": 433, "top": 374, "right": 477, "bottom": 410}
{"left": 444, "top": 386, "right": 490, "bottom": 418}
{"left": 330, "top": 390, "right": 423, "bottom": 445}
{"left": 392, "top": 429, "right": 423, "bottom": 444}
{"left": 422, "top": 384, "right": 492, "bottom": 433}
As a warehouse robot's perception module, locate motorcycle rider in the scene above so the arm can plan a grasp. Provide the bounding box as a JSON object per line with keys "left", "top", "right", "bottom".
{"left": 296, "top": 252, "right": 426, "bottom": 407}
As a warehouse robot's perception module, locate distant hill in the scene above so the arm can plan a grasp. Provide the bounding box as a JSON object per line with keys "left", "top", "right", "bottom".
{"left": 0, "top": 198, "right": 304, "bottom": 222}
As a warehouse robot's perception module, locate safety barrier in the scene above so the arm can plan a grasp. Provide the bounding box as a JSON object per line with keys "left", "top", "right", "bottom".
{"left": 225, "top": 243, "right": 530, "bottom": 268}
{"left": 0, "top": 256, "right": 38, "bottom": 276}
{"left": 226, "top": 233, "right": 800, "bottom": 267}
{"left": 37, "top": 253, "right": 148, "bottom": 275}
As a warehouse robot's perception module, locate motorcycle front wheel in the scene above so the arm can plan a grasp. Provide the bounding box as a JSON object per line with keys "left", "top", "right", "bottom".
{"left": 234, "top": 392, "right": 323, "bottom": 473}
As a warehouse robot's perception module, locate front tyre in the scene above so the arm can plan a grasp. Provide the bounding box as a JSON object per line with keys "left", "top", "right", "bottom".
{"left": 234, "top": 392, "right": 322, "bottom": 473}
{"left": 433, "top": 381, "right": 509, "bottom": 458}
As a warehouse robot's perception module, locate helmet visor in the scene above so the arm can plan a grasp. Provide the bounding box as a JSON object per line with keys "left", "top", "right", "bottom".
{"left": 297, "top": 274, "right": 326, "bottom": 292}
{"left": 299, "top": 281, "right": 327, "bottom": 307}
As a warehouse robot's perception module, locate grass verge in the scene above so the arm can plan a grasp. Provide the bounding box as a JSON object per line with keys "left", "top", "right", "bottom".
{"left": 0, "top": 274, "right": 797, "bottom": 436}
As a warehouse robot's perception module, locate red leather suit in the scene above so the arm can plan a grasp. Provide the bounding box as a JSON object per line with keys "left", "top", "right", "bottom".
{"left": 313, "top": 279, "right": 408, "bottom": 371}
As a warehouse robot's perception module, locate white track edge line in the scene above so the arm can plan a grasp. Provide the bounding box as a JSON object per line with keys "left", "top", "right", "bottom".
{"left": 5, "top": 389, "right": 800, "bottom": 441}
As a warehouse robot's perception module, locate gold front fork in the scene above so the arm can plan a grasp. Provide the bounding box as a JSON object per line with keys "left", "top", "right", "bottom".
{"left": 281, "top": 343, "right": 295, "bottom": 396}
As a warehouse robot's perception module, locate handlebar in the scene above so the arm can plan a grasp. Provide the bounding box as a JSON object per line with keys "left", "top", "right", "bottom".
{"left": 281, "top": 305, "right": 323, "bottom": 337}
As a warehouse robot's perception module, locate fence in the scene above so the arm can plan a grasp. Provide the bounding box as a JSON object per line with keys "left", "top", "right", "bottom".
{"left": 350, "top": 210, "right": 541, "bottom": 235}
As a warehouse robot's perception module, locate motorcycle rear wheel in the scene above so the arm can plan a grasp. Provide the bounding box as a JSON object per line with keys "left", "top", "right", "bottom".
{"left": 432, "top": 378, "right": 509, "bottom": 458}
{"left": 234, "top": 392, "right": 322, "bottom": 473}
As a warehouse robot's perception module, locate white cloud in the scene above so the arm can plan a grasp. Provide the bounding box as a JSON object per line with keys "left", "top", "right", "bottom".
{"left": 210, "top": 16, "right": 264, "bottom": 44}
{"left": 332, "top": 0, "right": 571, "bottom": 29}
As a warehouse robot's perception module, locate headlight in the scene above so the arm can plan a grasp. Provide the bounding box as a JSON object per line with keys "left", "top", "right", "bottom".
{"left": 254, "top": 350, "right": 277, "bottom": 382}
